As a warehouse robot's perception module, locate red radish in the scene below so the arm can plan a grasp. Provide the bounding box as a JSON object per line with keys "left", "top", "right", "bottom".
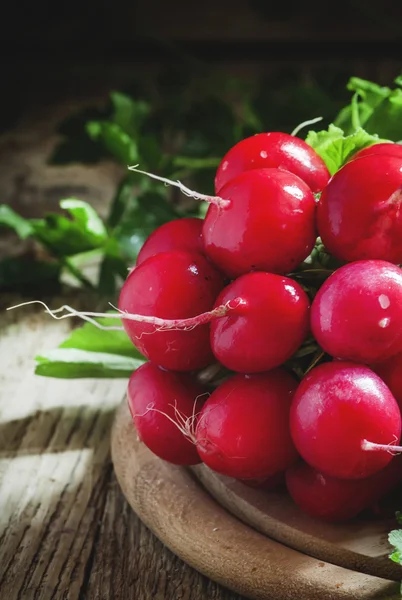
{"left": 210, "top": 271, "right": 310, "bottom": 373}
{"left": 371, "top": 351, "right": 402, "bottom": 410}
{"left": 239, "top": 471, "right": 286, "bottom": 491}
{"left": 203, "top": 168, "right": 317, "bottom": 279}
{"left": 286, "top": 456, "right": 402, "bottom": 522}
{"left": 215, "top": 132, "right": 330, "bottom": 194}
{"left": 127, "top": 362, "right": 207, "bottom": 465}
{"left": 311, "top": 260, "right": 402, "bottom": 363}
{"left": 136, "top": 217, "right": 204, "bottom": 266}
{"left": 196, "top": 370, "right": 299, "bottom": 480}
{"left": 350, "top": 142, "right": 402, "bottom": 161}
{"left": 290, "top": 361, "right": 402, "bottom": 480}
{"left": 317, "top": 154, "right": 402, "bottom": 264}
{"left": 118, "top": 250, "right": 225, "bottom": 372}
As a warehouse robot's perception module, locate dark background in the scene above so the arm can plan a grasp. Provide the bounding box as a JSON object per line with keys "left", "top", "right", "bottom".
{"left": 2, "top": 0, "right": 402, "bottom": 132}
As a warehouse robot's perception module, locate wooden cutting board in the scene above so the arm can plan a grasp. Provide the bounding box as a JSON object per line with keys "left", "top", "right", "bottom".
{"left": 111, "top": 399, "right": 402, "bottom": 600}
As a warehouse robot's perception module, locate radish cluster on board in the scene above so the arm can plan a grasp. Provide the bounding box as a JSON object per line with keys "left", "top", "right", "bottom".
{"left": 119, "top": 132, "right": 402, "bottom": 523}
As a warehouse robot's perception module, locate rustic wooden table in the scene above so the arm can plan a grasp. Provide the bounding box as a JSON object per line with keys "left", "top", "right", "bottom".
{"left": 0, "top": 93, "right": 246, "bottom": 600}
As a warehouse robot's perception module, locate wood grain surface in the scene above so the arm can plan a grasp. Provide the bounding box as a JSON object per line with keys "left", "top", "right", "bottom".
{"left": 191, "top": 466, "right": 402, "bottom": 582}
{"left": 0, "top": 306, "right": 247, "bottom": 600}
{"left": 111, "top": 399, "right": 401, "bottom": 600}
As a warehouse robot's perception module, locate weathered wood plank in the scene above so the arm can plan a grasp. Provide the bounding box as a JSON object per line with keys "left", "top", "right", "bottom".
{"left": 83, "top": 470, "right": 245, "bottom": 600}
{"left": 0, "top": 306, "right": 127, "bottom": 600}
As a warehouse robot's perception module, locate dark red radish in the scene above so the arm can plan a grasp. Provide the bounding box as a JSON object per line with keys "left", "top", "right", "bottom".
{"left": 290, "top": 361, "right": 402, "bottom": 480}
{"left": 350, "top": 142, "right": 402, "bottom": 161}
{"left": 371, "top": 351, "right": 402, "bottom": 410}
{"left": 210, "top": 272, "right": 310, "bottom": 373}
{"left": 311, "top": 260, "right": 402, "bottom": 363}
{"left": 136, "top": 217, "right": 204, "bottom": 266}
{"left": 286, "top": 456, "right": 402, "bottom": 522}
{"left": 239, "top": 471, "right": 286, "bottom": 491}
{"left": 203, "top": 168, "right": 317, "bottom": 279}
{"left": 215, "top": 132, "right": 330, "bottom": 194}
{"left": 118, "top": 250, "right": 225, "bottom": 372}
{"left": 317, "top": 154, "right": 402, "bottom": 264}
{"left": 196, "top": 370, "right": 299, "bottom": 480}
{"left": 127, "top": 362, "right": 207, "bottom": 465}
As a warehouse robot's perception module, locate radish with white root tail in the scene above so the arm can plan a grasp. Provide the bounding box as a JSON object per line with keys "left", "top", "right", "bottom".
{"left": 118, "top": 250, "right": 226, "bottom": 372}
{"left": 10, "top": 259, "right": 311, "bottom": 375}
{"left": 127, "top": 362, "right": 208, "bottom": 465}
{"left": 290, "top": 361, "right": 402, "bottom": 480}
{"left": 214, "top": 129, "right": 330, "bottom": 194}
{"left": 195, "top": 369, "right": 300, "bottom": 480}
{"left": 128, "top": 165, "right": 317, "bottom": 279}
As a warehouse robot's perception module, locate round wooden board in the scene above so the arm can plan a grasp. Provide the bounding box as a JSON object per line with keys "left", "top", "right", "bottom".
{"left": 191, "top": 466, "right": 402, "bottom": 582}
{"left": 111, "top": 399, "right": 401, "bottom": 600}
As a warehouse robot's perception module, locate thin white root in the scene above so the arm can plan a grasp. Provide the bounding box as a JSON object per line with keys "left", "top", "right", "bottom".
{"left": 128, "top": 164, "right": 230, "bottom": 209}
{"left": 7, "top": 298, "right": 244, "bottom": 331}
{"left": 291, "top": 116, "right": 323, "bottom": 137}
{"left": 6, "top": 300, "right": 125, "bottom": 331}
{"left": 133, "top": 397, "right": 208, "bottom": 445}
{"left": 362, "top": 436, "right": 402, "bottom": 455}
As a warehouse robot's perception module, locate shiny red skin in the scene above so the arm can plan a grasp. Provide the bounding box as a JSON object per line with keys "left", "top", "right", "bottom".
{"left": 371, "top": 351, "right": 402, "bottom": 410}
{"left": 127, "top": 362, "right": 207, "bottom": 465}
{"left": 210, "top": 272, "right": 310, "bottom": 373}
{"left": 136, "top": 218, "right": 204, "bottom": 266}
{"left": 286, "top": 455, "right": 402, "bottom": 522}
{"left": 311, "top": 260, "right": 402, "bottom": 363}
{"left": 118, "top": 250, "right": 225, "bottom": 372}
{"left": 317, "top": 154, "right": 402, "bottom": 264}
{"left": 195, "top": 370, "right": 299, "bottom": 480}
{"left": 215, "top": 132, "right": 330, "bottom": 194}
{"left": 290, "top": 361, "right": 402, "bottom": 480}
{"left": 350, "top": 142, "right": 402, "bottom": 161}
{"left": 204, "top": 168, "right": 317, "bottom": 279}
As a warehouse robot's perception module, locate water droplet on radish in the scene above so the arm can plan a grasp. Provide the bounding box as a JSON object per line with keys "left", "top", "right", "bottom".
{"left": 379, "top": 294, "right": 390, "bottom": 309}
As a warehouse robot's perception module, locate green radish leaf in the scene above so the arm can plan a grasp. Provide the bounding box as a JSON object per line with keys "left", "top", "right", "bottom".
{"left": 0, "top": 205, "right": 34, "bottom": 238}
{"left": 305, "top": 125, "right": 388, "bottom": 175}
{"left": 35, "top": 348, "right": 144, "bottom": 378}
{"left": 87, "top": 121, "right": 138, "bottom": 165}
{"left": 58, "top": 316, "right": 142, "bottom": 358}
{"left": 110, "top": 92, "right": 150, "bottom": 138}
{"left": 114, "top": 191, "right": 180, "bottom": 262}
{"left": 388, "top": 529, "right": 402, "bottom": 565}
{"left": 31, "top": 199, "right": 107, "bottom": 257}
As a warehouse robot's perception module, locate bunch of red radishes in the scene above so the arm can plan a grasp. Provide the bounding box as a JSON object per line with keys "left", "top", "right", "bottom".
{"left": 120, "top": 132, "right": 402, "bottom": 523}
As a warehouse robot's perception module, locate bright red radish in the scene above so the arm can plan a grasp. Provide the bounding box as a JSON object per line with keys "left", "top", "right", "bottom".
{"left": 118, "top": 250, "right": 225, "bottom": 371}
{"left": 127, "top": 362, "right": 207, "bottom": 465}
{"left": 210, "top": 271, "right": 310, "bottom": 373}
{"left": 317, "top": 154, "right": 402, "bottom": 264}
{"left": 311, "top": 260, "right": 402, "bottom": 363}
{"left": 290, "top": 361, "right": 402, "bottom": 480}
{"left": 136, "top": 217, "right": 204, "bottom": 266}
{"left": 350, "top": 142, "right": 402, "bottom": 161}
{"left": 371, "top": 351, "right": 402, "bottom": 410}
{"left": 203, "top": 168, "right": 317, "bottom": 278}
{"left": 195, "top": 370, "right": 299, "bottom": 480}
{"left": 286, "top": 456, "right": 402, "bottom": 522}
{"left": 215, "top": 132, "right": 330, "bottom": 194}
